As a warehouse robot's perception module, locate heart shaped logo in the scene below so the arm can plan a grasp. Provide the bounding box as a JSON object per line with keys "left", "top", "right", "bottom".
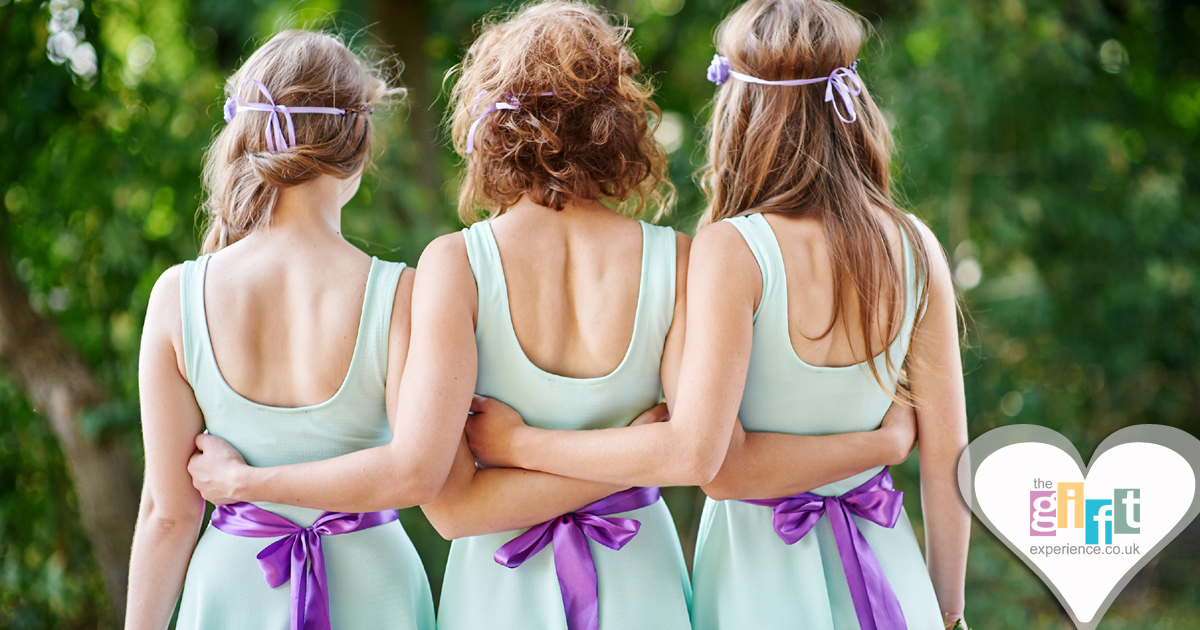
{"left": 957, "top": 424, "right": 1200, "bottom": 629}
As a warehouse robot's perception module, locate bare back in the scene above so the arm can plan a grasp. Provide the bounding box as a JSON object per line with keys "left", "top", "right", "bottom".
{"left": 487, "top": 199, "right": 682, "bottom": 380}
{"left": 198, "top": 233, "right": 412, "bottom": 410}
{"left": 760, "top": 211, "right": 910, "bottom": 368}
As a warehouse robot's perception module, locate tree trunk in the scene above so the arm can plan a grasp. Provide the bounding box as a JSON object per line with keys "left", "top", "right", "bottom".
{"left": 373, "top": 0, "right": 443, "bottom": 204}
{"left": 0, "top": 248, "right": 138, "bottom": 624}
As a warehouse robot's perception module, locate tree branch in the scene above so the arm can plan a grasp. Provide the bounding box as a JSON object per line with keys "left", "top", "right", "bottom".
{"left": 0, "top": 247, "right": 138, "bottom": 624}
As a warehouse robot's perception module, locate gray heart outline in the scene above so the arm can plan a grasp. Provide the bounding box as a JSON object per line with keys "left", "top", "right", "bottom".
{"left": 956, "top": 424, "right": 1200, "bottom": 630}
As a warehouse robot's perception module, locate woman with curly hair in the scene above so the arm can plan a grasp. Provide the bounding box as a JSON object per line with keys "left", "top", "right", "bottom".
{"left": 187, "top": 3, "right": 692, "bottom": 629}
{"left": 465, "top": 0, "right": 970, "bottom": 628}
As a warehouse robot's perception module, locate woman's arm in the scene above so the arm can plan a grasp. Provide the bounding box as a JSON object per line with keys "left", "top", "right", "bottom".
{"left": 423, "top": 402, "right": 667, "bottom": 539}
{"left": 126, "top": 267, "right": 207, "bottom": 630}
{"left": 906, "top": 223, "right": 970, "bottom": 625}
{"left": 466, "top": 223, "right": 754, "bottom": 487}
{"left": 701, "top": 400, "right": 917, "bottom": 501}
{"left": 187, "top": 234, "right": 479, "bottom": 512}
{"left": 466, "top": 224, "right": 921, "bottom": 497}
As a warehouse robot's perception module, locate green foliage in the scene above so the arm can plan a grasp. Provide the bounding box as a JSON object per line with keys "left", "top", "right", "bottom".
{"left": 1, "top": 0, "right": 1198, "bottom": 627}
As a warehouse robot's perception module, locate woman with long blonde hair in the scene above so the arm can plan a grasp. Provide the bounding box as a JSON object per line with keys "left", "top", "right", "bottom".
{"left": 465, "top": 0, "right": 970, "bottom": 628}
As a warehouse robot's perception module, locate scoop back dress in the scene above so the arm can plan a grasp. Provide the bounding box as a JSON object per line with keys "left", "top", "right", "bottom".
{"left": 690, "top": 213, "right": 944, "bottom": 630}
{"left": 175, "top": 255, "right": 435, "bottom": 630}
{"left": 436, "top": 220, "right": 692, "bottom": 630}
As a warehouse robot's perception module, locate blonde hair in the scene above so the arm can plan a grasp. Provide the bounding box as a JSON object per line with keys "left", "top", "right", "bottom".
{"left": 700, "top": 0, "right": 934, "bottom": 391}
{"left": 199, "top": 30, "right": 400, "bottom": 254}
{"left": 448, "top": 1, "right": 674, "bottom": 224}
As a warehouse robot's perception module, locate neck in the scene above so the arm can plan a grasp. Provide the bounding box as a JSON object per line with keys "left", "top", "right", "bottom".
{"left": 506, "top": 195, "right": 613, "bottom": 220}
{"left": 261, "top": 174, "right": 359, "bottom": 241}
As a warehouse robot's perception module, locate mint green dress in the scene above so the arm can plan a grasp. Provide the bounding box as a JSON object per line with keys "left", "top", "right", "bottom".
{"left": 175, "top": 255, "right": 435, "bottom": 630}
{"left": 436, "top": 220, "right": 692, "bottom": 630}
{"left": 691, "top": 214, "right": 944, "bottom": 629}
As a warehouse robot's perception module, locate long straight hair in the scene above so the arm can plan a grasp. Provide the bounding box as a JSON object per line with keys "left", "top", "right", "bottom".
{"left": 699, "top": 0, "right": 933, "bottom": 391}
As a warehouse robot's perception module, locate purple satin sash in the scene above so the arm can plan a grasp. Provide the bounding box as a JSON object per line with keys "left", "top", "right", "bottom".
{"left": 209, "top": 502, "right": 398, "bottom": 630}
{"left": 493, "top": 486, "right": 661, "bottom": 630}
{"left": 742, "top": 466, "right": 907, "bottom": 630}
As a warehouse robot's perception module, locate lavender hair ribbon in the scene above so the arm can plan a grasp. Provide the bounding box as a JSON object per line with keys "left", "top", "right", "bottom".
{"left": 210, "top": 501, "right": 398, "bottom": 630}
{"left": 465, "top": 90, "right": 562, "bottom": 154}
{"left": 494, "top": 486, "right": 661, "bottom": 630}
{"left": 706, "top": 54, "right": 864, "bottom": 123}
{"left": 223, "top": 77, "right": 367, "bottom": 153}
{"left": 742, "top": 466, "right": 907, "bottom": 630}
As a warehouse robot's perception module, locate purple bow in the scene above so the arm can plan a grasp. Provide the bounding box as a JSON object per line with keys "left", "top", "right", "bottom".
{"left": 494, "top": 486, "right": 661, "bottom": 630}
{"left": 210, "top": 502, "right": 398, "bottom": 630}
{"left": 705, "top": 54, "right": 864, "bottom": 123}
{"left": 743, "top": 467, "right": 907, "bottom": 630}
{"left": 465, "top": 92, "right": 523, "bottom": 154}
{"left": 223, "top": 77, "right": 360, "bottom": 153}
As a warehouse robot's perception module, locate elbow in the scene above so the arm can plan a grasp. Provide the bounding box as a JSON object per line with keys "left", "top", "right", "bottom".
{"left": 699, "top": 471, "right": 738, "bottom": 501}
{"left": 421, "top": 500, "right": 477, "bottom": 540}
{"left": 422, "top": 508, "right": 462, "bottom": 540}
{"left": 136, "top": 495, "right": 204, "bottom": 538}
{"left": 675, "top": 439, "right": 726, "bottom": 487}
{"left": 382, "top": 456, "right": 446, "bottom": 509}
{"left": 410, "top": 476, "right": 444, "bottom": 507}
{"left": 686, "top": 458, "right": 723, "bottom": 488}
{"left": 388, "top": 475, "right": 442, "bottom": 510}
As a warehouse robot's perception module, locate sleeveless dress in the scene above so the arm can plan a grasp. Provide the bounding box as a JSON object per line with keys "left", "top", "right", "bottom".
{"left": 175, "top": 255, "right": 436, "bottom": 630}
{"left": 691, "top": 213, "right": 944, "bottom": 630}
{"left": 436, "top": 220, "right": 692, "bottom": 630}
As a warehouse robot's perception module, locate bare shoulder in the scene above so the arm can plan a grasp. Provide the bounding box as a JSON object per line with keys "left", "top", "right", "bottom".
{"left": 688, "top": 220, "right": 762, "bottom": 311}
{"left": 417, "top": 231, "right": 470, "bottom": 273}
{"left": 411, "top": 232, "right": 478, "bottom": 320}
{"left": 141, "top": 264, "right": 187, "bottom": 380}
{"left": 691, "top": 220, "right": 757, "bottom": 275}
{"left": 692, "top": 219, "right": 746, "bottom": 251}
{"left": 144, "top": 264, "right": 184, "bottom": 337}
{"left": 907, "top": 216, "right": 953, "bottom": 293}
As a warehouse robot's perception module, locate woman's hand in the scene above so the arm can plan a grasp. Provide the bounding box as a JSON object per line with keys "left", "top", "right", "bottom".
{"left": 465, "top": 398, "right": 672, "bottom": 469}
{"left": 187, "top": 434, "right": 251, "bottom": 505}
{"left": 629, "top": 402, "right": 669, "bottom": 426}
{"left": 465, "top": 395, "right": 528, "bottom": 469}
{"left": 877, "top": 398, "right": 917, "bottom": 466}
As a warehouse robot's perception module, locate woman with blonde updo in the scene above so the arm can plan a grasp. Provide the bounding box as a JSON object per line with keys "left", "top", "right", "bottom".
{"left": 127, "top": 31, "right": 435, "bottom": 630}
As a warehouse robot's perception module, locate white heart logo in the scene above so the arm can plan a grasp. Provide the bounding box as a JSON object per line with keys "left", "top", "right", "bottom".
{"left": 957, "top": 424, "right": 1200, "bottom": 630}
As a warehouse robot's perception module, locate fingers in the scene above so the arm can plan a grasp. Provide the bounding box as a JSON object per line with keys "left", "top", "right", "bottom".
{"left": 630, "top": 402, "right": 669, "bottom": 426}
{"left": 194, "top": 433, "right": 217, "bottom": 451}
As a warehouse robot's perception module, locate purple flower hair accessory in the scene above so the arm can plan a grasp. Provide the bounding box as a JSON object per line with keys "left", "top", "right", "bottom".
{"left": 223, "top": 97, "right": 238, "bottom": 123}
{"left": 705, "top": 54, "right": 865, "bottom": 123}
{"left": 707, "top": 54, "right": 731, "bottom": 86}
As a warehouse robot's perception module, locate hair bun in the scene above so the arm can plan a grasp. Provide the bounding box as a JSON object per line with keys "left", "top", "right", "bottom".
{"left": 199, "top": 30, "right": 402, "bottom": 254}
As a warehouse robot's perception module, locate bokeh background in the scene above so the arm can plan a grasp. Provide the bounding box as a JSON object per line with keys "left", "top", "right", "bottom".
{"left": 2, "top": 0, "right": 1199, "bottom": 627}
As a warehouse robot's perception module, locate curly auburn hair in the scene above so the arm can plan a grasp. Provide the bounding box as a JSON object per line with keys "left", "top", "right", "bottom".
{"left": 448, "top": 1, "right": 673, "bottom": 223}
